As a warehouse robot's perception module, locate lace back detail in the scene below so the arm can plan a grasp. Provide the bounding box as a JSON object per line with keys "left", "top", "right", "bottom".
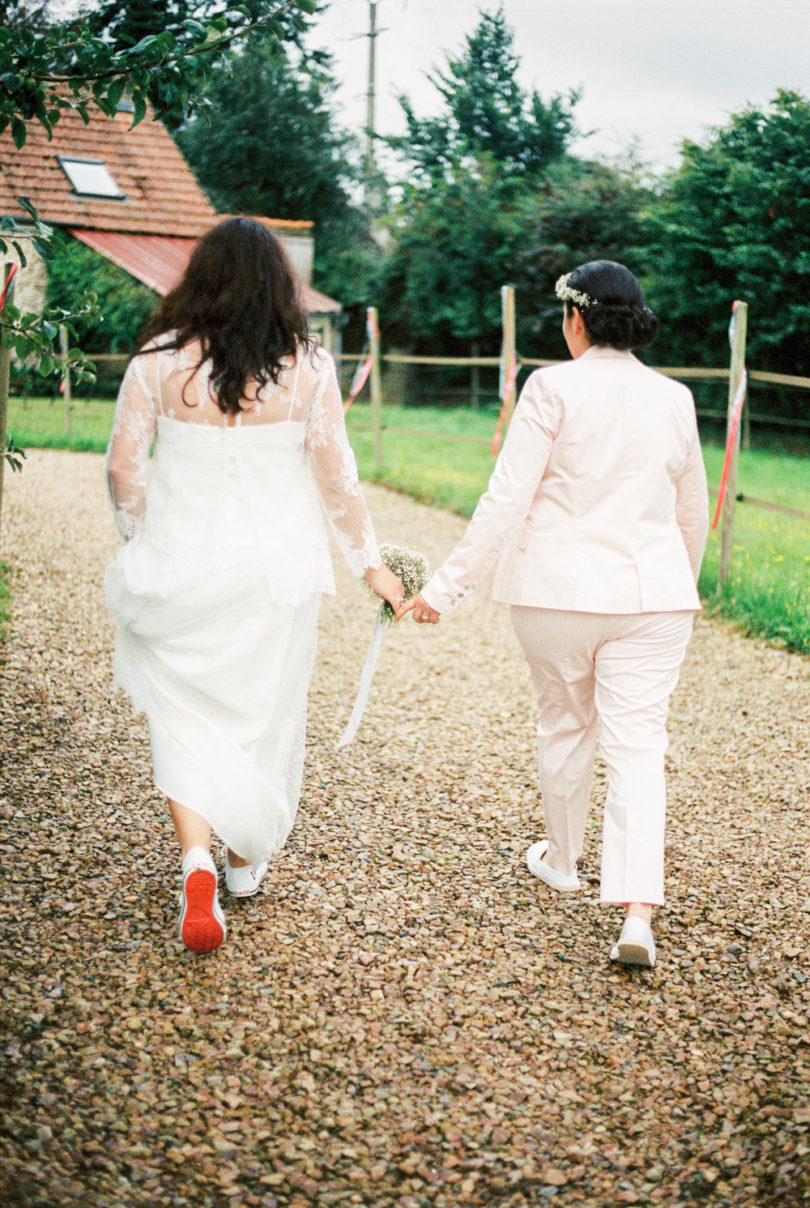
{"left": 105, "top": 340, "right": 381, "bottom": 575}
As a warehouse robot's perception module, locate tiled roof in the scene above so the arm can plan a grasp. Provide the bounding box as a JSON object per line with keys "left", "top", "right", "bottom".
{"left": 0, "top": 102, "right": 218, "bottom": 237}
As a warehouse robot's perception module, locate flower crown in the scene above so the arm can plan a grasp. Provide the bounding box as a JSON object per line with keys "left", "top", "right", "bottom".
{"left": 555, "top": 273, "right": 591, "bottom": 309}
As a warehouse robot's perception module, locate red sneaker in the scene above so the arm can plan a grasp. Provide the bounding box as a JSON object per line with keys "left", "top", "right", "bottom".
{"left": 179, "top": 856, "right": 226, "bottom": 953}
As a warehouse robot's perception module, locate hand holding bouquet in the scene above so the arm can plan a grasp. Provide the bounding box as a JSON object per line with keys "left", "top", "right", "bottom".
{"left": 366, "top": 543, "right": 431, "bottom": 625}
{"left": 339, "top": 543, "right": 430, "bottom": 748}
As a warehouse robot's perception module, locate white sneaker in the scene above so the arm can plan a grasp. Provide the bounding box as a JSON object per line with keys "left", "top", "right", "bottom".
{"left": 610, "top": 917, "right": 656, "bottom": 967}
{"left": 526, "top": 839, "right": 581, "bottom": 892}
{"left": 225, "top": 853, "right": 269, "bottom": 898}
{"left": 179, "top": 846, "right": 226, "bottom": 953}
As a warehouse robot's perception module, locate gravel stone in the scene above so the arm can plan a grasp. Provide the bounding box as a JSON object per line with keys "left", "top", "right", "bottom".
{"left": 0, "top": 449, "right": 808, "bottom": 1208}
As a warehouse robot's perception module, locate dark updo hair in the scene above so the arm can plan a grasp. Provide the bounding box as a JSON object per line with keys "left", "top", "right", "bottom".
{"left": 562, "top": 260, "right": 657, "bottom": 350}
{"left": 140, "top": 217, "right": 313, "bottom": 415}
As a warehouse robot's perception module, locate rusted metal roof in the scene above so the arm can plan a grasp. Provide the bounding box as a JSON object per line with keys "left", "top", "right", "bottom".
{"left": 70, "top": 229, "right": 197, "bottom": 294}
{"left": 71, "top": 228, "right": 342, "bottom": 314}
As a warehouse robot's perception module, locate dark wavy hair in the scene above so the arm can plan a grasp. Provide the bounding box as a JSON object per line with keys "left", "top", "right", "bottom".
{"left": 140, "top": 217, "right": 313, "bottom": 414}
{"left": 563, "top": 260, "right": 658, "bottom": 350}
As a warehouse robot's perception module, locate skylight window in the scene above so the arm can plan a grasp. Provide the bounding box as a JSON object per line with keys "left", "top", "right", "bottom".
{"left": 58, "top": 156, "right": 123, "bottom": 199}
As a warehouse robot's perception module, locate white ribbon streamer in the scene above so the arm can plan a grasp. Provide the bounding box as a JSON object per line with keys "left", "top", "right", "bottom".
{"left": 336, "top": 611, "right": 386, "bottom": 748}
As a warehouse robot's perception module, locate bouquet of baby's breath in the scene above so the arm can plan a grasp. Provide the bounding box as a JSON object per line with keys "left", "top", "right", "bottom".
{"left": 339, "top": 543, "right": 431, "bottom": 748}
{"left": 369, "top": 543, "right": 431, "bottom": 626}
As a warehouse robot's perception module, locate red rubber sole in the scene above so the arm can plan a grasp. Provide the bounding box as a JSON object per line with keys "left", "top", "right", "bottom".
{"left": 180, "top": 869, "right": 225, "bottom": 953}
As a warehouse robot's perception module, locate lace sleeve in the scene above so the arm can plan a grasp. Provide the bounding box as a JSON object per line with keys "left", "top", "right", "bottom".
{"left": 305, "top": 354, "right": 381, "bottom": 576}
{"left": 106, "top": 353, "right": 158, "bottom": 540}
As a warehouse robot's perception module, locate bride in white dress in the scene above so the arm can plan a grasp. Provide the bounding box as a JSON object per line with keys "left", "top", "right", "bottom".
{"left": 105, "top": 218, "right": 403, "bottom": 953}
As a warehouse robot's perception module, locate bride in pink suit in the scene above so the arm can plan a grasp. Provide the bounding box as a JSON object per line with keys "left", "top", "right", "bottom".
{"left": 401, "top": 261, "right": 709, "bottom": 968}
{"left": 105, "top": 218, "right": 403, "bottom": 954}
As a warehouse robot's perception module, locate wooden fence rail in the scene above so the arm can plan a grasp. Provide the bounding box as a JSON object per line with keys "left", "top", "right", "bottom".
{"left": 32, "top": 349, "right": 810, "bottom": 439}
{"left": 31, "top": 291, "right": 808, "bottom": 593}
{"left": 9, "top": 306, "right": 808, "bottom": 586}
{"left": 72, "top": 352, "right": 810, "bottom": 394}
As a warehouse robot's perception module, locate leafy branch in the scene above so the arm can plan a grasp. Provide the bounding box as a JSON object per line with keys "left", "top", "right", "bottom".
{"left": 0, "top": 196, "right": 54, "bottom": 267}
{"left": 0, "top": 200, "right": 97, "bottom": 379}
{"left": 0, "top": 296, "right": 99, "bottom": 381}
{"left": 0, "top": 0, "right": 317, "bottom": 145}
{"left": 4, "top": 436, "right": 26, "bottom": 473}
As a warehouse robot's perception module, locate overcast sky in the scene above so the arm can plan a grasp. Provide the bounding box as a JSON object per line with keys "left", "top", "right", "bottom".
{"left": 307, "top": 0, "right": 810, "bottom": 173}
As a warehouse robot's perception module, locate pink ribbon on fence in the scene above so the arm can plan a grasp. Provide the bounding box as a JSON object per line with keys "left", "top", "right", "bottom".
{"left": 343, "top": 309, "right": 380, "bottom": 414}
{"left": 491, "top": 356, "right": 520, "bottom": 455}
{"left": 0, "top": 262, "right": 18, "bottom": 313}
{"left": 711, "top": 367, "right": 747, "bottom": 530}
{"left": 343, "top": 355, "right": 373, "bottom": 414}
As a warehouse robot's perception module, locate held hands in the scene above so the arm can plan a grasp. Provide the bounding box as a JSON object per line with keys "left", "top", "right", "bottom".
{"left": 396, "top": 592, "right": 440, "bottom": 625}
{"left": 363, "top": 566, "right": 440, "bottom": 625}
{"left": 364, "top": 564, "right": 406, "bottom": 616}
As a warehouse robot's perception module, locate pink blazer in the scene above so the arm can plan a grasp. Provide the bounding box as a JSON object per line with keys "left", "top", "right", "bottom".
{"left": 422, "top": 346, "right": 709, "bottom": 616}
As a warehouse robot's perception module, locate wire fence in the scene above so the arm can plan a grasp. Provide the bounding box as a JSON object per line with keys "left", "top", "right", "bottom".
{"left": 11, "top": 347, "right": 810, "bottom": 438}
{"left": 9, "top": 342, "right": 810, "bottom": 540}
{"left": 332, "top": 353, "right": 810, "bottom": 444}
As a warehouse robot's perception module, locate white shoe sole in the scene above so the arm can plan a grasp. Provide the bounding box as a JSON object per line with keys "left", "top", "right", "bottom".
{"left": 611, "top": 940, "right": 655, "bottom": 967}
{"left": 610, "top": 917, "right": 656, "bottom": 967}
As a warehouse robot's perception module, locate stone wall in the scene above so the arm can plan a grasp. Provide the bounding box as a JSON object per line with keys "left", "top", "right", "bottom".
{"left": 2, "top": 229, "right": 48, "bottom": 315}
{"left": 277, "top": 231, "right": 314, "bottom": 287}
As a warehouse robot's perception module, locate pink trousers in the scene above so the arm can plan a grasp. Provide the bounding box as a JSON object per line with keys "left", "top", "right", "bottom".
{"left": 510, "top": 607, "right": 695, "bottom": 906}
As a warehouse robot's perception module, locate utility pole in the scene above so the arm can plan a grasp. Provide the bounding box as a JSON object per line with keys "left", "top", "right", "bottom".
{"left": 364, "top": 1, "right": 378, "bottom": 209}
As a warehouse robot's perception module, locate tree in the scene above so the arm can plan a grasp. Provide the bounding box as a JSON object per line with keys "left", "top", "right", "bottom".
{"left": 79, "top": 0, "right": 320, "bottom": 126}
{"left": 46, "top": 238, "right": 157, "bottom": 354}
{"left": 390, "top": 6, "right": 578, "bottom": 187}
{"left": 643, "top": 90, "right": 810, "bottom": 379}
{"left": 378, "top": 160, "right": 521, "bottom": 349}
{"left": 0, "top": 0, "right": 52, "bottom": 34}
{"left": 379, "top": 6, "right": 580, "bottom": 350}
{"left": 177, "top": 37, "right": 379, "bottom": 309}
{"left": 0, "top": 0, "right": 317, "bottom": 145}
{"left": 514, "top": 157, "right": 654, "bottom": 356}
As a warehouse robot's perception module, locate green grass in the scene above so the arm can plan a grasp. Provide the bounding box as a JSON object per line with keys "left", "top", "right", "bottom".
{"left": 8, "top": 394, "right": 810, "bottom": 654}
{"left": 347, "top": 401, "right": 499, "bottom": 516}
{"left": 695, "top": 445, "right": 810, "bottom": 651}
{"left": 6, "top": 395, "right": 115, "bottom": 452}
{"left": 700, "top": 444, "right": 810, "bottom": 511}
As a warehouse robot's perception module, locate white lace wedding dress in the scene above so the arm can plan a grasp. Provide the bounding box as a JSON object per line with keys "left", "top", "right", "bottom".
{"left": 105, "top": 338, "right": 381, "bottom": 864}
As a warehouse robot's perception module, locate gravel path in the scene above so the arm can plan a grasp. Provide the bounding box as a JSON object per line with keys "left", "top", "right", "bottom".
{"left": 1, "top": 450, "right": 808, "bottom": 1208}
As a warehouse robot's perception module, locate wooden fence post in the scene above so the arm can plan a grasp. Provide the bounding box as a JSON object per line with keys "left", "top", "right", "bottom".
{"left": 0, "top": 264, "right": 15, "bottom": 541}
{"left": 470, "top": 340, "right": 480, "bottom": 410}
{"left": 742, "top": 387, "right": 751, "bottom": 451}
{"left": 718, "top": 300, "right": 748, "bottom": 589}
{"left": 60, "top": 324, "right": 72, "bottom": 435}
{"left": 500, "top": 284, "right": 517, "bottom": 429}
{"left": 367, "top": 306, "right": 383, "bottom": 475}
